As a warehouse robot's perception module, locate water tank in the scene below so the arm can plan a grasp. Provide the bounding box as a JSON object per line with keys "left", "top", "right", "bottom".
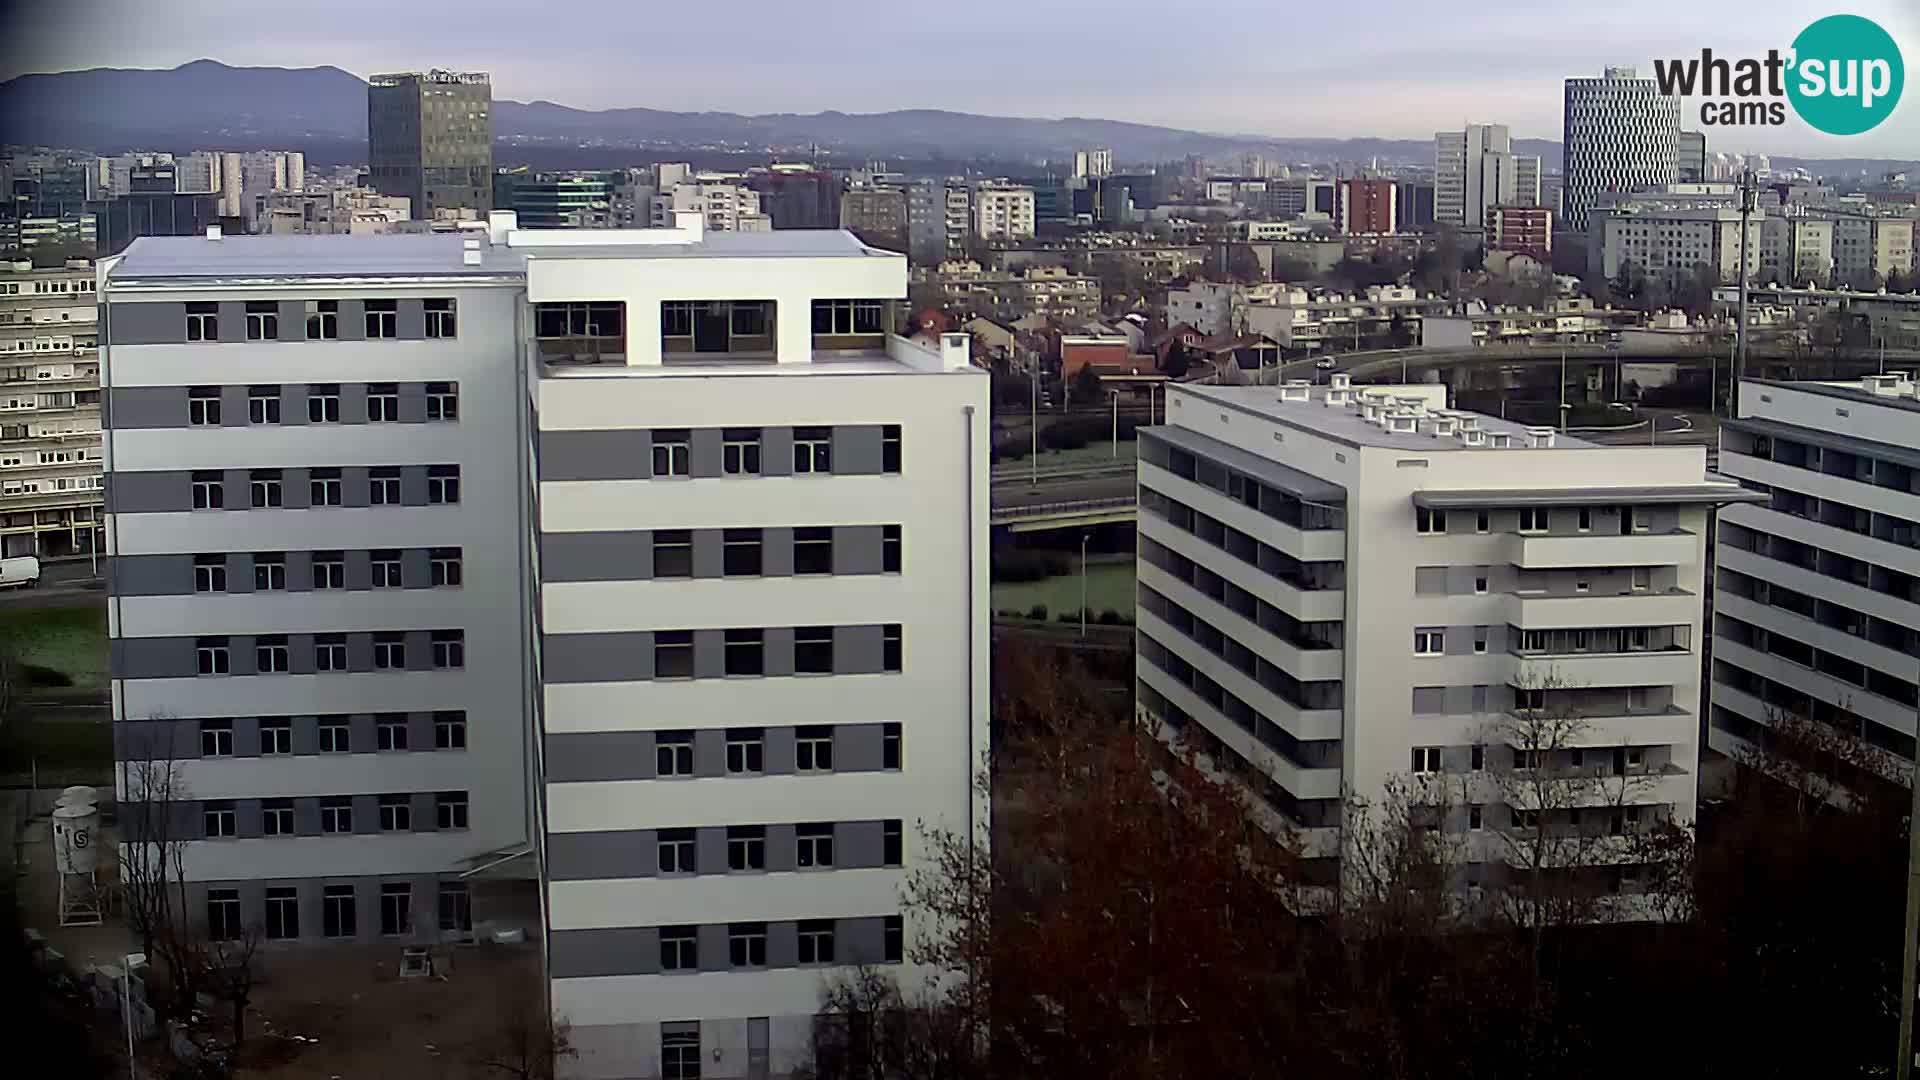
{"left": 52, "top": 804, "right": 101, "bottom": 873}
{"left": 57, "top": 785, "right": 97, "bottom": 807}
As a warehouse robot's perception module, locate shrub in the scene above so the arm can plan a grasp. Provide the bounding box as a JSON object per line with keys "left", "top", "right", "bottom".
{"left": 1026, "top": 605, "right": 1049, "bottom": 621}
{"left": 1096, "top": 609, "right": 1126, "bottom": 626}
{"left": 992, "top": 549, "right": 1071, "bottom": 583}
{"left": 24, "top": 664, "right": 72, "bottom": 688}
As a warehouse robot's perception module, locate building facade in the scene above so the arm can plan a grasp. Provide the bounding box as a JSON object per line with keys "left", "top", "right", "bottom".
{"left": 368, "top": 71, "right": 494, "bottom": 220}
{"left": 2, "top": 258, "right": 102, "bottom": 557}
{"left": 1489, "top": 205, "right": 1553, "bottom": 263}
{"left": 973, "top": 182, "right": 1036, "bottom": 242}
{"left": 1338, "top": 178, "right": 1398, "bottom": 236}
{"left": 1136, "top": 378, "right": 1754, "bottom": 906}
{"left": 512, "top": 176, "right": 613, "bottom": 229}
{"left": 840, "top": 186, "right": 909, "bottom": 253}
{"left": 651, "top": 177, "right": 771, "bottom": 233}
{"left": 1562, "top": 68, "right": 1679, "bottom": 233}
{"left": 1711, "top": 376, "right": 1920, "bottom": 789}
{"left": 1434, "top": 124, "right": 1541, "bottom": 229}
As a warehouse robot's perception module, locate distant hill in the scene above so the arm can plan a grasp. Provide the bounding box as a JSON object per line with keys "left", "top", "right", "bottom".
{"left": 2, "top": 60, "right": 1911, "bottom": 178}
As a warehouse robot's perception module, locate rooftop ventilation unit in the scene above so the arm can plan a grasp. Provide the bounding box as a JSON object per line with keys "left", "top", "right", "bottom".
{"left": 1431, "top": 417, "right": 1458, "bottom": 437}
{"left": 1460, "top": 428, "right": 1487, "bottom": 446}
{"left": 1278, "top": 381, "right": 1311, "bottom": 402}
{"left": 1329, "top": 372, "right": 1352, "bottom": 391}
{"left": 1524, "top": 426, "right": 1557, "bottom": 449}
{"left": 1489, "top": 431, "right": 1513, "bottom": 448}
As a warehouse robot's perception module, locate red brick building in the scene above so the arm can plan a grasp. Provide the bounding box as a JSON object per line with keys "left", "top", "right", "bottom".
{"left": 1489, "top": 205, "right": 1553, "bottom": 262}
{"left": 1338, "top": 178, "right": 1398, "bottom": 235}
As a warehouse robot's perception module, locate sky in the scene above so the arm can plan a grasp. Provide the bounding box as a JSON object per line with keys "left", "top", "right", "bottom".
{"left": 3, "top": 0, "right": 1917, "bottom": 158}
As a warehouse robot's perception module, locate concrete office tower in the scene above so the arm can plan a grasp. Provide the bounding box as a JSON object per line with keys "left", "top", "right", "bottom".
{"left": 1711, "top": 376, "right": 1920, "bottom": 787}
{"left": 1075, "top": 147, "right": 1114, "bottom": 179}
{"left": 1678, "top": 131, "right": 1707, "bottom": 183}
{"left": 1136, "top": 379, "right": 1756, "bottom": 905}
{"left": 1434, "top": 124, "right": 1542, "bottom": 229}
{"left": 217, "top": 153, "right": 244, "bottom": 218}
{"left": 175, "top": 153, "right": 220, "bottom": 195}
{"left": 284, "top": 152, "right": 306, "bottom": 194}
{"left": 368, "top": 70, "right": 494, "bottom": 220}
{"left": 973, "top": 182, "right": 1035, "bottom": 241}
{"left": 1563, "top": 67, "right": 1679, "bottom": 232}
{"left": 100, "top": 214, "right": 990, "bottom": 1075}
{"left": 1, "top": 259, "right": 103, "bottom": 558}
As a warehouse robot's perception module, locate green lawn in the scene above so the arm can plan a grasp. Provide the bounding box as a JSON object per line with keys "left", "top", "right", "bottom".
{"left": 995, "top": 440, "right": 1137, "bottom": 472}
{"left": 0, "top": 714, "right": 113, "bottom": 786}
{"left": 0, "top": 602, "right": 109, "bottom": 689}
{"left": 992, "top": 555, "right": 1136, "bottom": 620}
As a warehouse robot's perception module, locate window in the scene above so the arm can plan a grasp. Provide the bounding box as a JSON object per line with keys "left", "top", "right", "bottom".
{"left": 1515, "top": 687, "right": 1546, "bottom": 712}
{"left": 882, "top": 525, "right": 901, "bottom": 573}
{"left": 651, "top": 429, "right": 690, "bottom": 477}
{"left": 432, "top": 630, "right": 465, "bottom": 669}
{"left": 1471, "top": 744, "right": 1485, "bottom": 771}
{"left": 191, "top": 470, "right": 224, "bottom": 510}
{"left": 193, "top": 554, "right": 227, "bottom": 593}
{"left": 1474, "top": 571, "right": 1489, "bottom": 595}
{"left": 1476, "top": 510, "right": 1490, "bottom": 534}
{"left": 315, "top": 634, "right": 347, "bottom": 671}
{"left": 1471, "top": 626, "right": 1489, "bottom": 655}
{"left": 722, "top": 428, "right": 761, "bottom": 475}
{"left": 259, "top": 717, "right": 291, "bottom": 755}
{"left": 722, "top": 529, "right": 762, "bottom": 577}
{"left": 435, "top": 712, "right": 467, "bottom": 750}
{"left": 1570, "top": 630, "right": 1591, "bottom": 652}
{"left": 310, "top": 467, "right": 342, "bottom": 506}
{"left": 306, "top": 300, "right": 339, "bottom": 340}
{"left": 727, "top": 728, "right": 764, "bottom": 774}
{"left": 318, "top": 717, "right": 350, "bottom": 753}
{"left": 1518, "top": 507, "right": 1549, "bottom": 533}
{"left": 371, "top": 550, "right": 403, "bottom": 588}
{"left": 438, "top": 883, "right": 472, "bottom": 934}
{"left": 1574, "top": 576, "right": 1590, "bottom": 594}
{"left": 207, "top": 889, "right": 242, "bottom": 941}
{"left": 1512, "top": 808, "right": 1540, "bottom": 830}
{"left": 794, "top": 426, "right": 832, "bottom": 473}
{"left": 813, "top": 299, "right": 885, "bottom": 335}
{"left": 1626, "top": 628, "right": 1650, "bottom": 652}
{"left": 794, "top": 528, "right": 833, "bottom": 574}
{"left": 417, "top": 548, "right": 461, "bottom": 589}
{"left": 265, "top": 887, "right": 299, "bottom": 939}
{"left": 728, "top": 826, "right": 766, "bottom": 871}
{"left": 249, "top": 469, "right": 283, "bottom": 508}
{"left": 364, "top": 382, "right": 401, "bottom": 422}
{"left": 1625, "top": 507, "right": 1647, "bottom": 532}
{"left": 1631, "top": 567, "right": 1651, "bottom": 592}
{"left": 436, "top": 791, "right": 469, "bottom": 830}
{"left": 424, "top": 298, "right": 456, "bottom": 338}
{"left": 798, "top": 920, "right": 836, "bottom": 965}
{"left": 1411, "top": 746, "right": 1443, "bottom": 774}
{"left": 724, "top": 629, "right": 764, "bottom": 676}
{"left": 196, "top": 636, "right": 230, "bottom": 675}
{"left": 662, "top": 1026, "right": 701, "bottom": 1080}
{"left": 796, "top": 626, "right": 834, "bottom": 673}
{"left": 1513, "top": 748, "right": 1544, "bottom": 771}
{"left": 883, "top": 624, "right": 902, "bottom": 673}
{"left": 307, "top": 383, "right": 340, "bottom": 422}
{"left": 796, "top": 726, "right": 834, "bottom": 772}
{"left": 200, "top": 718, "right": 234, "bottom": 757}
{"left": 256, "top": 635, "right": 290, "bottom": 673}
{"left": 729, "top": 922, "right": 767, "bottom": 968}
{"left": 661, "top": 302, "right": 694, "bottom": 338}
{"left": 427, "top": 465, "right": 460, "bottom": 504}
{"left": 797, "top": 823, "right": 835, "bottom": 868}
{"left": 658, "top": 829, "right": 695, "bottom": 874}
{"left": 378, "top": 794, "right": 412, "bottom": 831}
{"left": 883, "top": 723, "right": 902, "bottom": 770}
{"left": 377, "top": 715, "right": 409, "bottom": 751}
{"left": 373, "top": 632, "right": 406, "bottom": 670}
{"left": 424, "top": 381, "right": 458, "bottom": 422}
{"left": 188, "top": 386, "right": 222, "bottom": 425}
{"left": 253, "top": 552, "right": 286, "bottom": 591}
{"left": 884, "top": 819, "right": 904, "bottom": 865}
{"left": 882, "top": 424, "right": 902, "bottom": 474}
{"left": 320, "top": 797, "right": 353, "bottom": 833}
{"left": 246, "top": 385, "right": 281, "bottom": 425}
{"left": 652, "top": 530, "right": 692, "bottom": 578}
{"left": 1468, "top": 805, "right": 1484, "bottom": 831}
{"left": 322, "top": 885, "right": 356, "bottom": 938}
{"left": 654, "top": 631, "right": 694, "bottom": 678}
{"left": 185, "top": 302, "right": 218, "bottom": 342}
{"left": 1416, "top": 506, "right": 1446, "bottom": 534}
{"left": 655, "top": 732, "right": 695, "bottom": 776}
{"left": 369, "top": 467, "right": 401, "bottom": 505}
{"left": 1414, "top": 629, "right": 1445, "bottom": 656}
{"left": 1577, "top": 507, "right": 1592, "bottom": 532}
{"left": 365, "top": 299, "right": 398, "bottom": 339}
{"left": 379, "top": 882, "right": 412, "bottom": 936}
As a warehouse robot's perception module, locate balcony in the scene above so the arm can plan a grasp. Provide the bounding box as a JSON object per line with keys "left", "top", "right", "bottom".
{"left": 1502, "top": 529, "right": 1697, "bottom": 569}
{"left": 1510, "top": 647, "right": 1695, "bottom": 690}
{"left": 661, "top": 300, "right": 775, "bottom": 361}
{"left": 1505, "top": 590, "right": 1699, "bottom": 629}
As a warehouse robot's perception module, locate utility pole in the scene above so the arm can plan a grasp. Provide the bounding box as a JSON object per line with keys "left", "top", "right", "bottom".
{"left": 1559, "top": 345, "right": 1568, "bottom": 432}
{"left": 1028, "top": 353, "right": 1038, "bottom": 487}
{"left": 1734, "top": 172, "right": 1756, "bottom": 420}
{"left": 1110, "top": 389, "right": 1120, "bottom": 458}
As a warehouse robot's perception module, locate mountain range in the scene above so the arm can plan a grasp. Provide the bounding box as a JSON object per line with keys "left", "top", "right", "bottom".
{"left": 1, "top": 60, "right": 1911, "bottom": 177}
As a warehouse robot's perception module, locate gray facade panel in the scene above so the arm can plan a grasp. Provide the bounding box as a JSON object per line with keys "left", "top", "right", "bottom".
{"left": 398, "top": 382, "right": 428, "bottom": 423}
{"left": 837, "top": 820, "right": 885, "bottom": 869}
{"left": 762, "top": 527, "right": 794, "bottom": 576}
{"left": 763, "top": 726, "right": 797, "bottom": 774}
{"left": 338, "top": 382, "right": 368, "bottom": 423}
{"left": 107, "top": 387, "right": 186, "bottom": 430}
{"left": 281, "top": 382, "right": 309, "bottom": 427}
{"left": 693, "top": 729, "right": 727, "bottom": 778}
{"left": 336, "top": 300, "right": 366, "bottom": 342}
{"left": 351, "top": 794, "right": 380, "bottom": 836}
{"left": 285, "top": 551, "right": 312, "bottom": 593}
{"left": 761, "top": 427, "right": 793, "bottom": 477}
{"left": 294, "top": 797, "right": 321, "bottom": 836}
{"left": 841, "top": 916, "right": 889, "bottom": 965}
{"left": 343, "top": 549, "right": 372, "bottom": 590}
{"left": 548, "top": 830, "right": 654, "bottom": 881}
{"left": 280, "top": 467, "right": 311, "bottom": 510}
{"left": 412, "top": 792, "right": 439, "bottom": 832}
{"left": 766, "top": 921, "right": 798, "bottom": 968}
{"left": 108, "top": 470, "right": 188, "bottom": 514}
{"left": 291, "top": 718, "right": 321, "bottom": 756}
{"left": 219, "top": 385, "right": 249, "bottom": 428}
{"left": 550, "top": 928, "right": 657, "bottom": 978}
{"left": 350, "top": 714, "right": 378, "bottom": 752}
{"left": 112, "top": 553, "right": 191, "bottom": 596}
{"left": 397, "top": 299, "right": 427, "bottom": 340}
{"left": 399, "top": 465, "right": 429, "bottom": 507}
{"left": 696, "top": 828, "right": 727, "bottom": 878}
{"left": 401, "top": 548, "right": 432, "bottom": 590}
{"left": 115, "top": 718, "right": 199, "bottom": 761}
{"left": 539, "top": 430, "right": 651, "bottom": 482}
{"left": 287, "top": 634, "right": 317, "bottom": 676}
{"left": 838, "top": 724, "right": 885, "bottom": 772}
{"left": 763, "top": 627, "right": 795, "bottom": 677}
{"left": 231, "top": 716, "right": 261, "bottom": 757}
{"left": 113, "top": 637, "right": 198, "bottom": 680}
{"left": 277, "top": 300, "right": 305, "bottom": 336}
{"left": 697, "top": 924, "right": 730, "bottom": 973}
{"left": 834, "top": 425, "right": 885, "bottom": 475}
{"left": 404, "top": 630, "right": 433, "bottom": 671}
{"left": 546, "top": 731, "right": 656, "bottom": 783}
{"left": 691, "top": 529, "right": 723, "bottom": 579}
{"left": 540, "top": 531, "right": 651, "bottom": 582}
{"left": 692, "top": 630, "right": 724, "bottom": 680}
{"left": 107, "top": 302, "right": 186, "bottom": 345}
{"left": 215, "top": 302, "right": 248, "bottom": 344}
{"left": 835, "top": 624, "right": 885, "bottom": 674}
{"left": 542, "top": 632, "right": 653, "bottom": 683}
{"left": 235, "top": 799, "right": 264, "bottom": 839}
{"left": 225, "top": 553, "right": 253, "bottom": 593}
{"left": 222, "top": 469, "right": 249, "bottom": 511}
{"left": 833, "top": 526, "right": 884, "bottom": 575}
{"left": 340, "top": 467, "right": 370, "bottom": 507}
{"left": 689, "top": 428, "right": 724, "bottom": 479}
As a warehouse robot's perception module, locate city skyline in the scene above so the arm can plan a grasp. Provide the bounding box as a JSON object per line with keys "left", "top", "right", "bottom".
{"left": 4, "top": 0, "right": 1915, "bottom": 158}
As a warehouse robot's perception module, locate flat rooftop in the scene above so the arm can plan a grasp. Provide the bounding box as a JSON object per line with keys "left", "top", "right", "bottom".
{"left": 1752, "top": 376, "right": 1920, "bottom": 416}
{"left": 1182, "top": 383, "right": 1602, "bottom": 452}
{"left": 109, "top": 233, "right": 524, "bottom": 281}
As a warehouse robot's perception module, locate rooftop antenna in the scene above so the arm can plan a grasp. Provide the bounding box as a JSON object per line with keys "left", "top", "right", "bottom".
{"left": 1733, "top": 169, "right": 1756, "bottom": 419}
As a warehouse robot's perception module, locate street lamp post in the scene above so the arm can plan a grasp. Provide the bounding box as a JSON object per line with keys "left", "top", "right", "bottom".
{"left": 1079, "top": 532, "right": 1090, "bottom": 637}
{"left": 1110, "top": 389, "right": 1120, "bottom": 458}
{"left": 122, "top": 951, "right": 145, "bottom": 1080}
{"left": 1028, "top": 355, "right": 1038, "bottom": 487}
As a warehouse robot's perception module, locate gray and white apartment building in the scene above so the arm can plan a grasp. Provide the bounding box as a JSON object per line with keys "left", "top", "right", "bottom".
{"left": 101, "top": 214, "right": 990, "bottom": 1079}
{"left": 1711, "top": 375, "right": 1920, "bottom": 785}
{"left": 1135, "top": 377, "right": 1757, "bottom": 892}
{"left": 3, "top": 257, "right": 104, "bottom": 558}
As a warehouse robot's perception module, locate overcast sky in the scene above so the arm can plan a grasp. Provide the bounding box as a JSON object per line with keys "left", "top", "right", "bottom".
{"left": 4, "top": 0, "right": 1916, "bottom": 157}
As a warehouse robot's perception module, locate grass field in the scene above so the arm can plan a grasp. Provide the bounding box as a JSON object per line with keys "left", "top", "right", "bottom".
{"left": 0, "top": 602, "right": 108, "bottom": 688}
{"left": 991, "top": 555, "right": 1136, "bottom": 620}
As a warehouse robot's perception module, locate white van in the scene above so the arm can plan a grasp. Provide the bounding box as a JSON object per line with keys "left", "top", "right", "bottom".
{"left": 0, "top": 556, "right": 41, "bottom": 589}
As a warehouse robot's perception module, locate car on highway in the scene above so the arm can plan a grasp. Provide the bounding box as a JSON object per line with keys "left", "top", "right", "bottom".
{"left": 1315, "top": 358, "right": 1336, "bottom": 370}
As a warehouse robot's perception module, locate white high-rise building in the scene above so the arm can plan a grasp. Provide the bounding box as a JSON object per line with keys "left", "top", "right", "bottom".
{"left": 1074, "top": 147, "right": 1114, "bottom": 179}
{"left": 1, "top": 258, "right": 103, "bottom": 558}
{"left": 1434, "top": 124, "right": 1541, "bottom": 229}
{"left": 650, "top": 175, "right": 771, "bottom": 232}
{"left": 972, "top": 182, "right": 1035, "bottom": 241}
{"left": 1135, "top": 378, "right": 1756, "bottom": 906}
{"left": 217, "top": 153, "right": 245, "bottom": 217}
{"left": 1563, "top": 67, "right": 1680, "bottom": 232}
{"left": 1711, "top": 376, "right": 1920, "bottom": 788}
{"left": 102, "top": 214, "right": 988, "bottom": 1076}
{"left": 175, "top": 153, "right": 221, "bottom": 195}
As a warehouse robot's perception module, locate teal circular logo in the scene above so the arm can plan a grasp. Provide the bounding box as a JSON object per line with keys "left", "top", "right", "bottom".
{"left": 1787, "top": 15, "right": 1904, "bottom": 135}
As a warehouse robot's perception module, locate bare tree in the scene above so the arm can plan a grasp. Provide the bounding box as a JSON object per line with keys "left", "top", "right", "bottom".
{"left": 118, "top": 718, "right": 190, "bottom": 971}
{"left": 202, "top": 923, "right": 264, "bottom": 1053}
{"left": 805, "top": 966, "right": 980, "bottom": 1080}
{"left": 472, "top": 982, "right": 577, "bottom": 1080}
